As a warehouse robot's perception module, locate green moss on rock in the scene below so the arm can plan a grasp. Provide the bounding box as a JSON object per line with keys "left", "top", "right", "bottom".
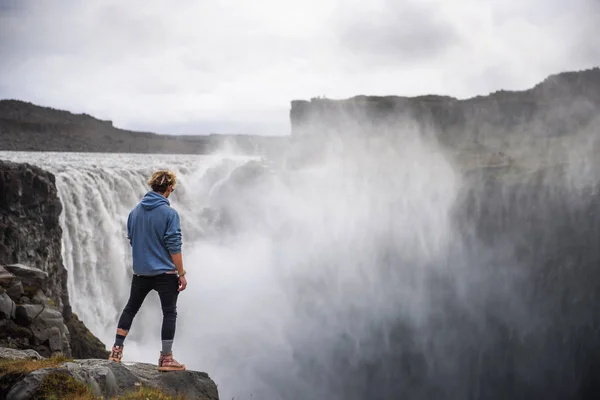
{"left": 35, "top": 371, "right": 93, "bottom": 399}
{"left": 0, "top": 355, "right": 72, "bottom": 398}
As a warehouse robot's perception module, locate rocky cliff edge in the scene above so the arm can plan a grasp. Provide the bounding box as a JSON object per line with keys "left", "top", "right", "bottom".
{"left": 0, "top": 347, "right": 219, "bottom": 400}
{"left": 0, "top": 159, "right": 220, "bottom": 398}
{"left": 0, "top": 160, "right": 108, "bottom": 360}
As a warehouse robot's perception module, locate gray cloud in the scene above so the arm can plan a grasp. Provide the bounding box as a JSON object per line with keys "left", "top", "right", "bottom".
{"left": 337, "top": 1, "right": 459, "bottom": 64}
{"left": 568, "top": 0, "right": 600, "bottom": 66}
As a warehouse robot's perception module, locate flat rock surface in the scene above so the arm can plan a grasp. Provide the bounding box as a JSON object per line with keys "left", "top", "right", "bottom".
{"left": 0, "top": 266, "right": 17, "bottom": 287}
{"left": 0, "top": 347, "right": 42, "bottom": 360}
{"left": 4, "top": 356, "right": 219, "bottom": 400}
{"left": 3, "top": 264, "right": 48, "bottom": 292}
{"left": 123, "top": 361, "right": 219, "bottom": 399}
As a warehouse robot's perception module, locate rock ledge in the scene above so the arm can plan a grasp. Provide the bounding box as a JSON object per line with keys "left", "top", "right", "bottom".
{"left": 1, "top": 347, "right": 219, "bottom": 400}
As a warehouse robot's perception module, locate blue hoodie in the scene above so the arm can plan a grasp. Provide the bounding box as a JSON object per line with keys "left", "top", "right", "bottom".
{"left": 127, "top": 191, "right": 182, "bottom": 276}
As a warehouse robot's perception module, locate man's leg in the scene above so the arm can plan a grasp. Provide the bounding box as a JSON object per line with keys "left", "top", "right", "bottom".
{"left": 110, "top": 275, "right": 153, "bottom": 359}
{"left": 155, "top": 273, "right": 185, "bottom": 371}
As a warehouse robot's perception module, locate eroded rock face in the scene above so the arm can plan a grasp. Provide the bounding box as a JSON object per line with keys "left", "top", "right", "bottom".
{"left": 0, "top": 265, "right": 18, "bottom": 288}
{"left": 0, "top": 160, "right": 109, "bottom": 360}
{"left": 0, "top": 265, "right": 23, "bottom": 300}
{"left": 65, "top": 313, "right": 110, "bottom": 360}
{"left": 0, "top": 266, "right": 72, "bottom": 358}
{"left": 0, "top": 262, "right": 111, "bottom": 364}
{"left": 0, "top": 161, "right": 68, "bottom": 313}
{"left": 0, "top": 347, "right": 42, "bottom": 360}
{"left": 16, "top": 304, "right": 70, "bottom": 357}
{"left": 3, "top": 264, "right": 49, "bottom": 294}
{"left": 0, "top": 292, "right": 16, "bottom": 319}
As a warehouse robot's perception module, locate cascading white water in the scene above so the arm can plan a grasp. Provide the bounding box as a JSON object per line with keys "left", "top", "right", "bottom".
{"left": 0, "top": 136, "right": 461, "bottom": 400}
{"left": 0, "top": 151, "right": 256, "bottom": 344}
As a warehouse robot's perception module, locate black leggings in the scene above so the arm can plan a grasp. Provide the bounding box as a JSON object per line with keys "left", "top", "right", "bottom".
{"left": 117, "top": 273, "right": 179, "bottom": 341}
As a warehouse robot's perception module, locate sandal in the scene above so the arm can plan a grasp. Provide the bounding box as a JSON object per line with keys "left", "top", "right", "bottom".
{"left": 158, "top": 351, "right": 186, "bottom": 371}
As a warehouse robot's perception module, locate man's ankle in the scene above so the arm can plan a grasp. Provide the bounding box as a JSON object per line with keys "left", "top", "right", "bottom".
{"left": 161, "top": 339, "right": 174, "bottom": 355}
{"left": 115, "top": 328, "right": 128, "bottom": 347}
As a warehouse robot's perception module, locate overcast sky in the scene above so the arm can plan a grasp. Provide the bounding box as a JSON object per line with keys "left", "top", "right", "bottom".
{"left": 1, "top": 0, "right": 598, "bottom": 135}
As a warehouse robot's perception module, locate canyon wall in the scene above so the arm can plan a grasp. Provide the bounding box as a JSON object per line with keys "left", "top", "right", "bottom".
{"left": 0, "top": 160, "right": 108, "bottom": 359}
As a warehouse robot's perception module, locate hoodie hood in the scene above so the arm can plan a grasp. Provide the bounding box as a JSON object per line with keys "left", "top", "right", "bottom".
{"left": 140, "top": 191, "right": 170, "bottom": 210}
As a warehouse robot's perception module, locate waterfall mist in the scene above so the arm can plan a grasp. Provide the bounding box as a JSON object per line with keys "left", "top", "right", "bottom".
{"left": 176, "top": 127, "right": 462, "bottom": 399}
{"left": 1, "top": 112, "right": 599, "bottom": 399}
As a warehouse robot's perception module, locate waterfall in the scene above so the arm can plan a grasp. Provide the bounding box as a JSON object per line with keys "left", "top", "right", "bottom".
{"left": 0, "top": 151, "right": 256, "bottom": 347}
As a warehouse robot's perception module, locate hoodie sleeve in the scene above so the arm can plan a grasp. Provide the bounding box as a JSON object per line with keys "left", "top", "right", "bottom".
{"left": 127, "top": 211, "right": 133, "bottom": 246}
{"left": 164, "top": 210, "right": 182, "bottom": 254}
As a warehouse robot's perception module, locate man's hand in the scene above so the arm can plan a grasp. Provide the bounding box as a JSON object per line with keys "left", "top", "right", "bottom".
{"left": 178, "top": 275, "right": 187, "bottom": 292}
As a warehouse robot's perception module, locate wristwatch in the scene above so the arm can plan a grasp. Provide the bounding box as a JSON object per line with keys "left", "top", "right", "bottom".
{"left": 178, "top": 270, "right": 187, "bottom": 277}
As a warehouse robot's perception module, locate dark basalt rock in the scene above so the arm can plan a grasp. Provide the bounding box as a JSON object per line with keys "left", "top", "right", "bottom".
{"left": 0, "top": 292, "right": 16, "bottom": 319}
{"left": 0, "top": 265, "right": 18, "bottom": 288}
{"left": 0, "top": 161, "right": 67, "bottom": 313}
{"left": 0, "top": 265, "right": 24, "bottom": 301}
{"left": 0, "top": 347, "right": 42, "bottom": 360}
{"left": 0, "top": 160, "right": 109, "bottom": 360}
{"left": 3, "top": 264, "right": 49, "bottom": 295}
{"left": 66, "top": 313, "right": 110, "bottom": 360}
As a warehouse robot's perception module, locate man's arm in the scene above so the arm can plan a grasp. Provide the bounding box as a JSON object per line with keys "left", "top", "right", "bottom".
{"left": 170, "top": 252, "right": 185, "bottom": 276}
{"left": 170, "top": 252, "right": 187, "bottom": 292}
{"left": 165, "top": 211, "right": 186, "bottom": 291}
{"left": 164, "top": 211, "right": 182, "bottom": 255}
{"left": 126, "top": 212, "right": 133, "bottom": 246}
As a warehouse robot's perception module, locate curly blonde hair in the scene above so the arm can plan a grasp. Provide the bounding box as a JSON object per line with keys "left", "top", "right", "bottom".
{"left": 147, "top": 170, "right": 177, "bottom": 193}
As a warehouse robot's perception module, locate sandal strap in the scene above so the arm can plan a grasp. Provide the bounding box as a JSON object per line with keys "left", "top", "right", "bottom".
{"left": 110, "top": 346, "right": 123, "bottom": 358}
{"left": 160, "top": 353, "right": 183, "bottom": 367}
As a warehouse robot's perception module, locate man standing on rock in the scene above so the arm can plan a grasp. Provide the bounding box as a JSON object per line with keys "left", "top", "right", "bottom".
{"left": 109, "top": 170, "right": 187, "bottom": 371}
